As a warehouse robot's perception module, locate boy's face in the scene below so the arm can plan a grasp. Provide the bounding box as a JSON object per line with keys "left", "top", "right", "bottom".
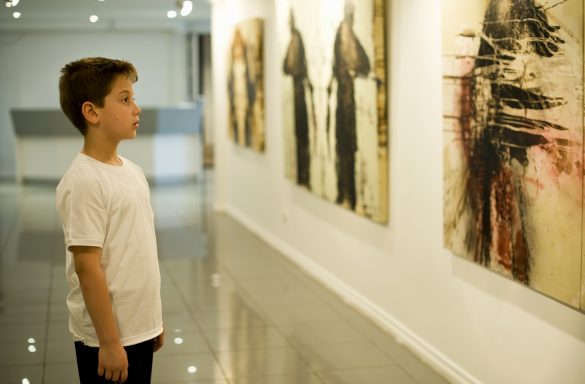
{"left": 94, "top": 75, "right": 141, "bottom": 141}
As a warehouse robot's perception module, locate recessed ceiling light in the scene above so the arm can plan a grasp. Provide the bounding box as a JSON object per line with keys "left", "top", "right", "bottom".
{"left": 167, "top": 10, "right": 177, "bottom": 19}
{"left": 89, "top": 15, "right": 99, "bottom": 23}
{"left": 12, "top": 11, "right": 21, "bottom": 18}
{"left": 180, "top": 1, "right": 193, "bottom": 16}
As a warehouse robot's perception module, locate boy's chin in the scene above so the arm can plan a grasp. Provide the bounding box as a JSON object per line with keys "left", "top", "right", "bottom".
{"left": 125, "top": 131, "right": 138, "bottom": 139}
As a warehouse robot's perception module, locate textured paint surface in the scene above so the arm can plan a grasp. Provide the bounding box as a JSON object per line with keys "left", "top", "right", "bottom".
{"left": 279, "top": 0, "right": 388, "bottom": 223}
{"left": 227, "top": 18, "right": 265, "bottom": 152}
{"left": 443, "top": 0, "right": 584, "bottom": 310}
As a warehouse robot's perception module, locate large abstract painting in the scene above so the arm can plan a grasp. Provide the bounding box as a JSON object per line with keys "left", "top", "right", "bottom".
{"left": 227, "top": 18, "right": 265, "bottom": 152}
{"left": 279, "top": 0, "right": 388, "bottom": 223}
{"left": 442, "top": 0, "right": 584, "bottom": 311}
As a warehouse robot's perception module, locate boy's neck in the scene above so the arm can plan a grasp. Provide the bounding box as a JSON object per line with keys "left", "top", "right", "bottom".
{"left": 82, "top": 140, "right": 122, "bottom": 166}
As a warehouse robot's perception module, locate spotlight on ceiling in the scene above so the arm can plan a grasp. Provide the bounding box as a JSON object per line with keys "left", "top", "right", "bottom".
{"left": 168, "top": 1, "right": 192, "bottom": 20}
{"left": 178, "top": 0, "right": 192, "bottom": 16}
{"left": 180, "top": 1, "right": 193, "bottom": 16}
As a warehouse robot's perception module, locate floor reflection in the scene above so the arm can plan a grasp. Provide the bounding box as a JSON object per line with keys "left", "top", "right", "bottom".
{"left": 0, "top": 177, "right": 448, "bottom": 384}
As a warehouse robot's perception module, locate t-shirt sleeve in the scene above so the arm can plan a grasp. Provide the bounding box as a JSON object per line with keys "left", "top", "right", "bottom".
{"left": 57, "top": 169, "right": 107, "bottom": 250}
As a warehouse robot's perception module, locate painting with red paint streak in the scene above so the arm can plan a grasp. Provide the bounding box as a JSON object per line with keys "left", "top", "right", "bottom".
{"left": 442, "top": 0, "right": 584, "bottom": 311}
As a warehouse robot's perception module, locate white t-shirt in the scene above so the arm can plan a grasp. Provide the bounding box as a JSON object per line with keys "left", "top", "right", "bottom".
{"left": 56, "top": 153, "right": 163, "bottom": 347}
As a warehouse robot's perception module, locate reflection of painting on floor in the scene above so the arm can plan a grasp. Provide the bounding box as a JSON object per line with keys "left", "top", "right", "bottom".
{"left": 279, "top": 0, "right": 388, "bottom": 224}
{"left": 227, "top": 18, "right": 265, "bottom": 152}
{"left": 442, "top": 0, "right": 584, "bottom": 311}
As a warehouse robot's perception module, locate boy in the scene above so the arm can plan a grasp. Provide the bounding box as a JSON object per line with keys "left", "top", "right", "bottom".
{"left": 56, "top": 57, "right": 164, "bottom": 383}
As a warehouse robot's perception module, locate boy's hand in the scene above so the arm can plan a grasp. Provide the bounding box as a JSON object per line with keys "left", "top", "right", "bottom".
{"left": 153, "top": 329, "right": 165, "bottom": 352}
{"left": 98, "top": 342, "right": 128, "bottom": 383}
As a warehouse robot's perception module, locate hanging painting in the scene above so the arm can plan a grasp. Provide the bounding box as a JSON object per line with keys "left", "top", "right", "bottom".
{"left": 442, "top": 0, "right": 584, "bottom": 310}
{"left": 227, "top": 17, "right": 265, "bottom": 152}
{"left": 279, "top": 0, "right": 388, "bottom": 223}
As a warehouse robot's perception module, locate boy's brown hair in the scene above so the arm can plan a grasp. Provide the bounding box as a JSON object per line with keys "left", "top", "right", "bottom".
{"left": 59, "top": 57, "right": 138, "bottom": 136}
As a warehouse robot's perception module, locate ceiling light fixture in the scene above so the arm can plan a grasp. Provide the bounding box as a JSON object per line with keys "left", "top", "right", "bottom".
{"left": 12, "top": 11, "right": 21, "bottom": 18}
{"left": 179, "top": 0, "right": 192, "bottom": 16}
{"left": 89, "top": 15, "right": 99, "bottom": 23}
{"left": 167, "top": 0, "right": 192, "bottom": 20}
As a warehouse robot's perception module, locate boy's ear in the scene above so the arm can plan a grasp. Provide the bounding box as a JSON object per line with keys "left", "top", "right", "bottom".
{"left": 81, "top": 101, "right": 99, "bottom": 126}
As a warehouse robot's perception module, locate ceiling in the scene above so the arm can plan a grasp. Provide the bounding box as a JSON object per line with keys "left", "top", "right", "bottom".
{"left": 0, "top": 0, "right": 211, "bottom": 32}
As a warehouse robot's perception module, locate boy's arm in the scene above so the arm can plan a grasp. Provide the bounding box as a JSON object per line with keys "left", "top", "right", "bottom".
{"left": 71, "top": 245, "right": 128, "bottom": 383}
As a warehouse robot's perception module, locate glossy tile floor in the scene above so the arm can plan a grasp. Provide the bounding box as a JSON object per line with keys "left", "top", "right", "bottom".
{"left": 0, "top": 173, "right": 449, "bottom": 384}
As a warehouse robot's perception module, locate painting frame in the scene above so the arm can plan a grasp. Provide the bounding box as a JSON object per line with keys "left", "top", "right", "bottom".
{"left": 227, "top": 17, "right": 265, "bottom": 152}
{"left": 442, "top": 0, "right": 585, "bottom": 311}
{"left": 279, "top": 0, "right": 389, "bottom": 224}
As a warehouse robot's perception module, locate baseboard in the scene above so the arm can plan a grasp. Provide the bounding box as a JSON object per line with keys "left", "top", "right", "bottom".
{"left": 224, "top": 204, "right": 479, "bottom": 384}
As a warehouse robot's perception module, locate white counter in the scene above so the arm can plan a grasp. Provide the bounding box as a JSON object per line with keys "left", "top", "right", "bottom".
{"left": 12, "top": 105, "right": 204, "bottom": 184}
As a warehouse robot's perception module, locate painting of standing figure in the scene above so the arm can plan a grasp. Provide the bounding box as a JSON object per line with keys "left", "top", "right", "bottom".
{"left": 333, "top": 2, "right": 373, "bottom": 210}
{"left": 283, "top": 10, "right": 312, "bottom": 188}
{"left": 442, "top": 0, "right": 584, "bottom": 310}
{"left": 280, "top": 0, "right": 388, "bottom": 223}
{"left": 227, "top": 18, "right": 265, "bottom": 152}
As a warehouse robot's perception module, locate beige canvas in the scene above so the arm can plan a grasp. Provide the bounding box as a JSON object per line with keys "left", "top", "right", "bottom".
{"left": 278, "top": 0, "right": 388, "bottom": 223}
{"left": 227, "top": 18, "right": 265, "bottom": 152}
{"left": 442, "top": 0, "right": 584, "bottom": 311}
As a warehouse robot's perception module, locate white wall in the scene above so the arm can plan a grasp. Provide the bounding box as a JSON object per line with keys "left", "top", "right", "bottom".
{"left": 211, "top": 1, "right": 585, "bottom": 383}
{"left": 0, "top": 30, "right": 187, "bottom": 179}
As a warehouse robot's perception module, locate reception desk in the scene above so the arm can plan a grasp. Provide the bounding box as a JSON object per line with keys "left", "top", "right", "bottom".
{"left": 11, "top": 105, "right": 203, "bottom": 184}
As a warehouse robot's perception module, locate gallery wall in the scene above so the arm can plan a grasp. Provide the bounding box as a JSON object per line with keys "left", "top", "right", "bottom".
{"left": 0, "top": 30, "right": 189, "bottom": 180}
{"left": 211, "top": 0, "right": 585, "bottom": 383}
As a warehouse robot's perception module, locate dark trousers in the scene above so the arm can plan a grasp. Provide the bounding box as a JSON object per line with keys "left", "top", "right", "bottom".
{"left": 74, "top": 339, "right": 154, "bottom": 384}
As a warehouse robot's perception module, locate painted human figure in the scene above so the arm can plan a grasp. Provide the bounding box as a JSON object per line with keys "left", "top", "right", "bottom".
{"left": 461, "top": 0, "right": 575, "bottom": 283}
{"left": 228, "top": 28, "right": 252, "bottom": 146}
{"left": 283, "top": 10, "right": 311, "bottom": 189}
{"left": 332, "top": 0, "right": 370, "bottom": 209}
